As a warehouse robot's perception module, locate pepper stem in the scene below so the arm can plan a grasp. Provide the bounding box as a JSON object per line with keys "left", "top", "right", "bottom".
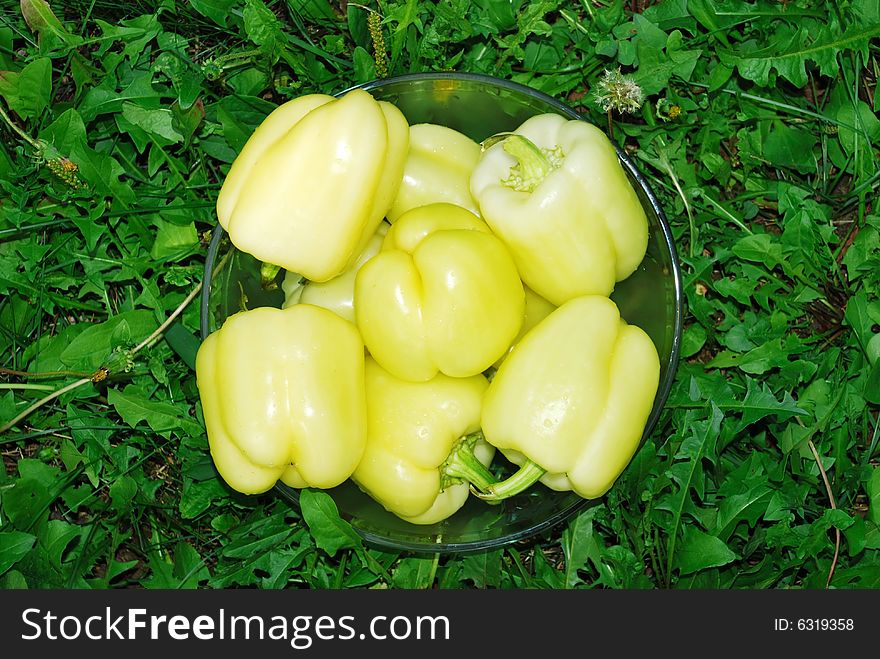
{"left": 260, "top": 262, "right": 282, "bottom": 290}
{"left": 472, "top": 459, "right": 546, "bottom": 502}
{"left": 441, "top": 432, "right": 498, "bottom": 493}
{"left": 497, "top": 134, "right": 564, "bottom": 193}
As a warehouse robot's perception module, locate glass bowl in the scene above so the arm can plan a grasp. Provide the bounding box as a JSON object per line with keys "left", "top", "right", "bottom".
{"left": 200, "top": 72, "right": 683, "bottom": 554}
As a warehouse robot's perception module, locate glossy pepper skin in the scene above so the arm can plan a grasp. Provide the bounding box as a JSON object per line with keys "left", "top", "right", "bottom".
{"left": 386, "top": 123, "right": 482, "bottom": 222}
{"left": 281, "top": 222, "right": 390, "bottom": 323}
{"left": 196, "top": 304, "right": 367, "bottom": 495}
{"left": 469, "top": 113, "right": 649, "bottom": 305}
{"left": 480, "top": 295, "right": 660, "bottom": 500}
{"left": 216, "top": 89, "right": 408, "bottom": 282}
{"left": 352, "top": 357, "right": 496, "bottom": 525}
{"left": 355, "top": 202, "right": 525, "bottom": 382}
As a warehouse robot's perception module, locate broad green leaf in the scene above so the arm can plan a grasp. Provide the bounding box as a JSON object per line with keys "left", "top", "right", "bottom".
{"left": 171, "top": 542, "right": 210, "bottom": 588}
{"left": 94, "top": 15, "right": 161, "bottom": 61}
{"left": 346, "top": 3, "right": 370, "bottom": 48}
{"left": 843, "top": 517, "right": 867, "bottom": 556}
{"left": 460, "top": 549, "right": 503, "bottom": 588}
{"left": 298, "top": 488, "right": 362, "bottom": 557}
{"left": 20, "top": 0, "right": 64, "bottom": 33}
{"left": 243, "top": 0, "right": 284, "bottom": 59}
{"left": 719, "top": 22, "right": 880, "bottom": 87}
{"left": 109, "top": 475, "right": 138, "bottom": 511}
{"left": 0, "top": 532, "right": 36, "bottom": 576}
{"left": 470, "top": 0, "right": 516, "bottom": 32}
{"left": 868, "top": 468, "right": 880, "bottom": 526}
{"left": 714, "top": 485, "right": 772, "bottom": 541}
{"left": 39, "top": 107, "right": 86, "bottom": 155}
{"left": 2, "top": 461, "right": 62, "bottom": 529}
{"left": 561, "top": 506, "right": 604, "bottom": 588}
{"left": 0, "top": 27, "right": 11, "bottom": 70}
{"left": 20, "top": 0, "right": 81, "bottom": 48}
{"left": 687, "top": 0, "right": 731, "bottom": 46}
{"left": 108, "top": 387, "right": 204, "bottom": 437}
{"left": 632, "top": 28, "right": 702, "bottom": 96}
{"left": 143, "top": 548, "right": 176, "bottom": 589}
{"left": 680, "top": 323, "right": 707, "bottom": 358}
{"left": 391, "top": 556, "right": 437, "bottom": 589}
{"left": 675, "top": 526, "right": 737, "bottom": 575}
{"left": 164, "top": 322, "right": 200, "bottom": 370}
{"left": 288, "top": 0, "right": 338, "bottom": 21}
{"left": 0, "top": 570, "right": 28, "bottom": 589}
{"left": 151, "top": 41, "right": 201, "bottom": 108}
{"left": 187, "top": 0, "right": 238, "bottom": 27}
{"left": 60, "top": 310, "right": 157, "bottom": 370}
{"left": 225, "top": 67, "right": 269, "bottom": 96}
{"left": 60, "top": 483, "right": 92, "bottom": 512}
{"left": 351, "top": 46, "right": 376, "bottom": 84}
{"left": 171, "top": 99, "right": 205, "bottom": 145}
{"left": 707, "top": 340, "right": 791, "bottom": 375}
{"left": 864, "top": 359, "right": 880, "bottom": 404}
{"left": 220, "top": 514, "right": 300, "bottom": 559}
{"left": 179, "top": 477, "right": 228, "bottom": 519}
{"left": 530, "top": 548, "right": 565, "bottom": 589}
{"left": 713, "top": 273, "right": 757, "bottom": 306}
{"left": 841, "top": 219, "right": 879, "bottom": 282}
{"left": 151, "top": 218, "right": 199, "bottom": 261}
{"left": 731, "top": 233, "right": 783, "bottom": 269}
{"left": 0, "top": 57, "right": 52, "bottom": 120}
{"left": 121, "top": 103, "right": 184, "bottom": 146}
{"left": 0, "top": 390, "right": 15, "bottom": 427}
{"left": 145, "top": 539, "right": 209, "bottom": 590}
{"left": 836, "top": 99, "right": 880, "bottom": 157}
{"left": 210, "top": 544, "right": 306, "bottom": 588}
{"left": 631, "top": 12, "right": 668, "bottom": 49}
{"left": 738, "top": 378, "right": 806, "bottom": 425}
{"left": 762, "top": 122, "right": 818, "bottom": 174}
{"left": 844, "top": 293, "right": 880, "bottom": 358}
{"left": 39, "top": 520, "right": 82, "bottom": 571}
{"left": 664, "top": 405, "right": 724, "bottom": 578}
{"left": 78, "top": 74, "right": 161, "bottom": 123}
{"left": 69, "top": 139, "right": 135, "bottom": 203}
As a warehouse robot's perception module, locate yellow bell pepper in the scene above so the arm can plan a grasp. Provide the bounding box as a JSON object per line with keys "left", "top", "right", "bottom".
{"left": 352, "top": 357, "right": 496, "bottom": 525}
{"left": 216, "top": 89, "right": 409, "bottom": 282}
{"left": 478, "top": 295, "right": 660, "bottom": 501}
{"left": 354, "top": 202, "right": 525, "bottom": 382}
{"left": 469, "top": 113, "right": 649, "bottom": 305}
{"left": 386, "top": 123, "right": 482, "bottom": 222}
{"left": 195, "top": 304, "right": 367, "bottom": 495}
{"left": 281, "top": 221, "right": 390, "bottom": 323}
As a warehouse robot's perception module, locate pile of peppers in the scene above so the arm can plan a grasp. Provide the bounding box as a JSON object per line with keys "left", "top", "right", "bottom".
{"left": 196, "top": 88, "right": 661, "bottom": 525}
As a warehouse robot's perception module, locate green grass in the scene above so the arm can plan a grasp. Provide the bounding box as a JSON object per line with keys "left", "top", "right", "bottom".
{"left": 0, "top": 0, "right": 878, "bottom": 589}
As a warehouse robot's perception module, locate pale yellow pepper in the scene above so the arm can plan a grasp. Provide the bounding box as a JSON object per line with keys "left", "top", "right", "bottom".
{"left": 470, "top": 113, "right": 648, "bottom": 305}
{"left": 352, "top": 357, "right": 496, "bottom": 525}
{"left": 216, "top": 89, "right": 408, "bottom": 282}
{"left": 479, "top": 295, "right": 660, "bottom": 501}
{"left": 281, "top": 222, "right": 390, "bottom": 323}
{"left": 355, "top": 203, "right": 525, "bottom": 382}
{"left": 386, "top": 123, "right": 482, "bottom": 222}
{"left": 196, "top": 304, "right": 367, "bottom": 494}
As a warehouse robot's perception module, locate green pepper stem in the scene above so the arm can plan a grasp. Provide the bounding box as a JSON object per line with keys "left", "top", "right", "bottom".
{"left": 473, "top": 459, "right": 546, "bottom": 502}
{"left": 500, "top": 135, "right": 553, "bottom": 193}
{"left": 260, "top": 262, "right": 282, "bottom": 290}
{"left": 442, "top": 432, "right": 498, "bottom": 493}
